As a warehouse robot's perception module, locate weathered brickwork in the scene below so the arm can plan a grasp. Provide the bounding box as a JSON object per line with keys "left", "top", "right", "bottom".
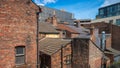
{"left": 51, "top": 50, "right": 61, "bottom": 68}
{"left": 0, "top": 0, "right": 38, "bottom": 68}
{"left": 89, "top": 41, "right": 103, "bottom": 68}
{"left": 72, "top": 38, "right": 105, "bottom": 68}
{"left": 63, "top": 44, "right": 72, "bottom": 68}
{"left": 106, "top": 36, "right": 111, "bottom": 48}
{"left": 83, "top": 22, "right": 120, "bottom": 51}
{"left": 72, "top": 38, "right": 89, "bottom": 68}
{"left": 51, "top": 44, "right": 71, "bottom": 68}
{"left": 111, "top": 25, "right": 120, "bottom": 50}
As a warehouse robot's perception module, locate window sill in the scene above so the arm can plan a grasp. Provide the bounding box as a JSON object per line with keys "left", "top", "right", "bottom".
{"left": 14, "top": 64, "right": 28, "bottom": 68}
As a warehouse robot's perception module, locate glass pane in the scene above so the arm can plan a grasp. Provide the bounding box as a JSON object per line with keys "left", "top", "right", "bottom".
{"left": 16, "top": 56, "right": 25, "bottom": 64}
{"left": 116, "top": 19, "right": 120, "bottom": 25}
{"left": 16, "top": 47, "right": 24, "bottom": 54}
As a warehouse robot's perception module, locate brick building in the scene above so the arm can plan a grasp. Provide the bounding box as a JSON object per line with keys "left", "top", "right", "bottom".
{"left": 45, "top": 15, "right": 91, "bottom": 39}
{"left": 39, "top": 38, "right": 71, "bottom": 68}
{"left": 72, "top": 38, "right": 110, "bottom": 68}
{"left": 45, "top": 15, "right": 80, "bottom": 38}
{"left": 39, "top": 22, "right": 60, "bottom": 39}
{"left": 82, "top": 22, "right": 120, "bottom": 51}
{"left": 82, "top": 22, "right": 120, "bottom": 63}
{"left": 56, "top": 23, "right": 80, "bottom": 38}
{"left": 0, "top": 0, "right": 39, "bottom": 68}
{"left": 38, "top": 20, "right": 72, "bottom": 68}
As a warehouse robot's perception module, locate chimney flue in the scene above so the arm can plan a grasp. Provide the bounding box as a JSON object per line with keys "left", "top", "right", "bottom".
{"left": 52, "top": 11, "right": 58, "bottom": 26}
{"left": 101, "top": 31, "right": 106, "bottom": 50}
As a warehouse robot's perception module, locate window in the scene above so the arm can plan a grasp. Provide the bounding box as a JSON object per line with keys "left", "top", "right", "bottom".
{"left": 116, "top": 19, "right": 120, "bottom": 25}
{"left": 118, "top": 4, "right": 120, "bottom": 11}
{"left": 15, "top": 46, "right": 25, "bottom": 65}
{"left": 62, "top": 30, "right": 67, "bottom": 38}
{"left": 64, "top": 55, "right": 71, "bottom": 65}
{"left": 99, "top": 9, "right": 104, "bottom": 15}
{"left": 109, "top": 20, "right": 113, "bottom": 24}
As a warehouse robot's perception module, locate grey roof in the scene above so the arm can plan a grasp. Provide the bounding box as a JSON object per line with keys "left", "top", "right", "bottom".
{"left": 66, "top": 25, "right": 90, "bottom": 34}
{"left": 39, "top": 22, "right": 59, "bottom": 33}
{"left": 66, "top": 25, "right": 91, "bottom": 38}
{"left": 106, "top": 47, "right": 120, "bottom": 56}
{"left": 39, "top": 38, "right": 71, "bottom": 55}
{"left": 77, "top": 34, "right": 91, "bottom": 39}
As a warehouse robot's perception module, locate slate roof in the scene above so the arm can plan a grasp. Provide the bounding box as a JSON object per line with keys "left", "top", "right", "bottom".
{"left": 39, "top": 22, "right": 59, "bottom": 33}
{"left": 66, "top": 25, "right": 90, "bottom": 34}
{"left": 66, "top": 25, "right": 90, "bottom": 38}
{"left": 56, "top": 24, "right": 79, "bottom": 33}
{"left": 77, "top": 34, "right": 91, "bottom": 39}
{"left": 39, "top": 38, "right": 71, "bottom": 55}
{"left": 105, "top": 47, "right": 120, "bottom": 56}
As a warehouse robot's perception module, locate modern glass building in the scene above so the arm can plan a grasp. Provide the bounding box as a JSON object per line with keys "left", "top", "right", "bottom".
{"left": 97, "top": 2, "right": 120, "bottom": 18}
{"left": 39, "top": 5, "right": 74, "bottom": 24}
{"left": 93, "top": 2, "right": 120, "bottom": 26}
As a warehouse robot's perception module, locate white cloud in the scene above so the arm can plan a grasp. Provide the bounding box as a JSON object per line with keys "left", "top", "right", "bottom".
{"left": 43, "top": 0, "right": 56, "bottom": 4}
{"left": 34, "top": 0, "right": 57, "bottom": 5}
{"left": 101, "top": 0, "right": 120, "bottom": 7}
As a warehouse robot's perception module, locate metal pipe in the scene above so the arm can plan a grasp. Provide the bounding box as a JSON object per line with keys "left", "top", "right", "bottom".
{"left": 61, "top": 45, "right": 63, "bottom": 68}
{"left": 36, "top": 11, "right": 39, "bottom": 68}
{"left": 36, "top": 7, "right": 42, "bottom": 68}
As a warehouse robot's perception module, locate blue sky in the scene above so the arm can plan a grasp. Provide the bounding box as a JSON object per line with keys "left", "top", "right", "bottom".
{"left": 32, "top": 0, "right": 120, "bottom": 19}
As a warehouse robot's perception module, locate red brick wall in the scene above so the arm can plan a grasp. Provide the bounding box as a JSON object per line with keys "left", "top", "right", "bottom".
{"left": 83, "top": 22, "right": 120, "bottom": 51}
{"left": 0, "top": 0, "right": 38, "bottom": 68}
{"left": 94, "top": 58, "right": 102, "bottom": 68}
{"left": 105, "top": 53, "right": 114, "bottom": 64}
{"left": 82, "top": 22, "right": 111, "bottom": 34}
{"left": 51, "top": 44, "right": 71, "bottom": 68}
{"left": 63, "top": 44, "right": 72, "bottom": 68}
{"left": 72, "top": 38, "right": 89, "bottom": 68}
{"left": 106, "top": 36, "right": 111, "bottom": 48}
{"left": 72, "top": 38, "right": 104, "bottom": 68}
{"left": 89, "top": 41, "right": 103, "bottom": 68}
{"left": 111, "top": 25, "right": 120, "bottom": 51}
{"left": 51, "top": 50, "right": 61, "bottom": 68}
{"left": 90, "top": 22, "right": 111, "bottom": 34}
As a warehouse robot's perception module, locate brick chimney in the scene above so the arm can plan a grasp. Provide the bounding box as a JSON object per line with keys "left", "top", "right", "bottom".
{"left": 52, "top": 16, "right": 57, "bottom": 26}
{"left": 52, "top": 11, "right": 58, "bottom": 26}
{"left": 45, "top": 11, "right": 58, "bottom": 26}
{"left": 74, "top": 20, "right": 80, "bottom": 28}
{"left": 90, "top": 27, "right": 99, "bottom": 44}
{"left": 46, "top": 17, "right": 52, "bottom": 23}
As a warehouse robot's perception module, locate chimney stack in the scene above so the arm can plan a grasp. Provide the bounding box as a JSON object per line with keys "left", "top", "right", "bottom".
{"left": 52, "top": 11, "right": 58, "bottom": 26}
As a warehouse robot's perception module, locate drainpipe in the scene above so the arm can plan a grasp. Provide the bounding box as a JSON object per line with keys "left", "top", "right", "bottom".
{"left": 61, "top": 45, "right": 63, "bottom": 68}
{"left": 101, "top": 31, "right": 107, "bottom": 68}
{"left": 36, "top": 7, "right": 42, "bottom": 68}
{"left": 101, "top": 31, "right": 106, "bottom": 51}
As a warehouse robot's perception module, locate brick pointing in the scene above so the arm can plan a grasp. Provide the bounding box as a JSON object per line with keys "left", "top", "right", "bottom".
{"left": 0, "top": 0, "right": 38, "bottom": 68}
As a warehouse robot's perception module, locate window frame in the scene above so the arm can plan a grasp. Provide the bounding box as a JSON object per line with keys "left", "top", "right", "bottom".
{"left": 116, "top": 19, "right": 120, "bottom": 25}
{"left": 64, "top": 54, "right": 71, "bottom": 65}
{"left": 15, "top": 46, "right": 25, "bottom": 65}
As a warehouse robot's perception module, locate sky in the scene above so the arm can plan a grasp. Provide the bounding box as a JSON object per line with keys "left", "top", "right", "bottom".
{"left": 32, "top": 0, "right": 120, "bottom": 19}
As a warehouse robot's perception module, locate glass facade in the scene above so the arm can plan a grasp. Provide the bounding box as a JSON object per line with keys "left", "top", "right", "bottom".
{"left": 98, "top": 2, "right": 120, "bottom": 18}
{"left": 116, "top": 19, "right": 120, "bottom": 25}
